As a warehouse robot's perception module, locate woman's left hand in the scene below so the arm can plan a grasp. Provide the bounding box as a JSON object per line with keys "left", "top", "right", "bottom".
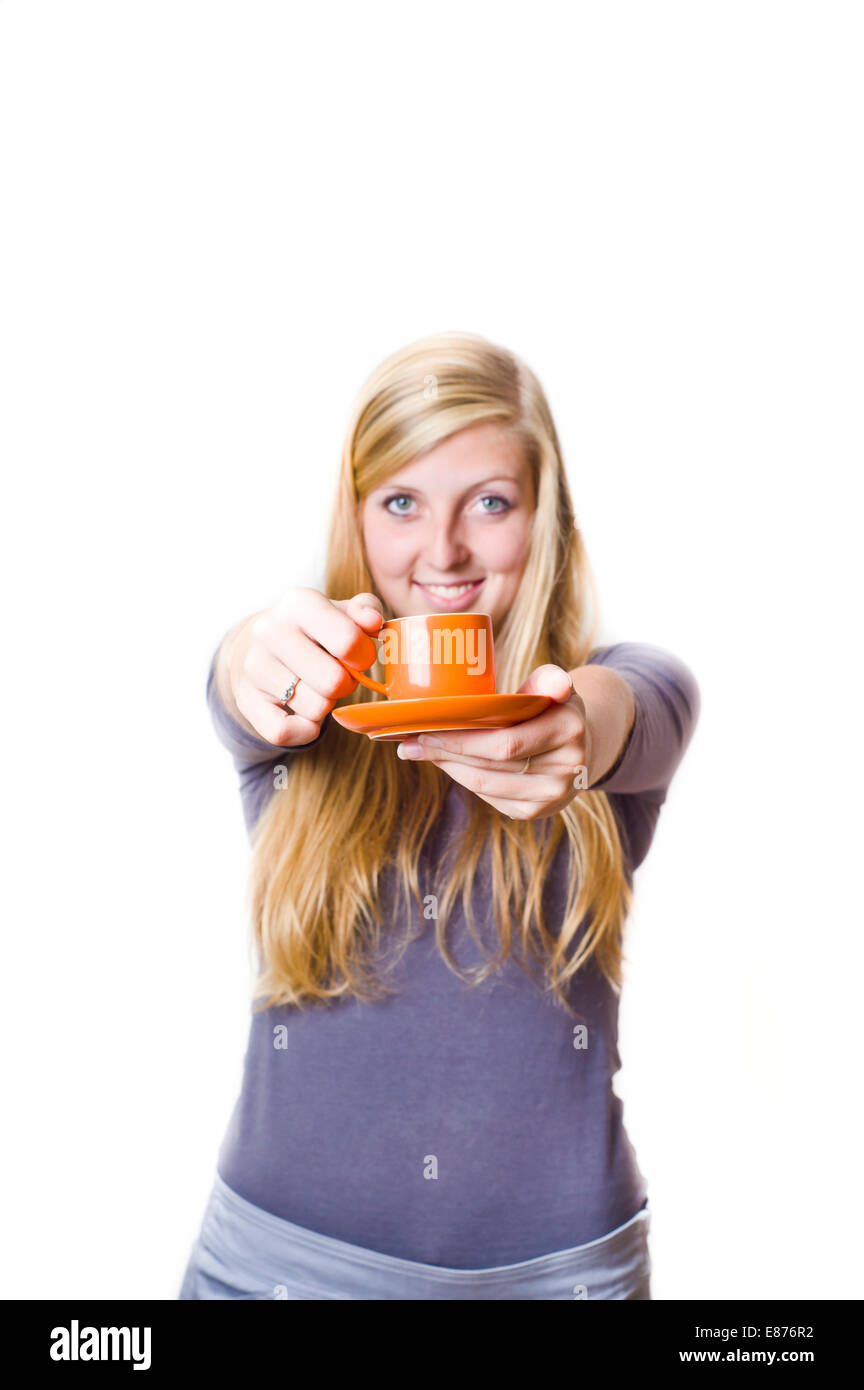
{"left": 395, "top": 664, "right": 592, "bottom": 820}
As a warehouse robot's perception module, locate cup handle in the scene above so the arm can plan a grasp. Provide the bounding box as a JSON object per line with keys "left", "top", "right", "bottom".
{"left": 335, "top": 656, "right": 388, "bottom": 696}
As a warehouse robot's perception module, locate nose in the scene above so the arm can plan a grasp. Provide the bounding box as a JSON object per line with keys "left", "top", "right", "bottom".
{"left": 422, "top": 516, "right": 472, "bottom": 573}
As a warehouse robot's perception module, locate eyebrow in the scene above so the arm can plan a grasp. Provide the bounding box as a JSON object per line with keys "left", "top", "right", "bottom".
{"left": 374, "top": 474, "right": 523, "bottom": 497}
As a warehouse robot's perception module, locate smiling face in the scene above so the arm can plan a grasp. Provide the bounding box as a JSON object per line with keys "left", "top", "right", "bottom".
{"left": 359, "top": 421, "right": 535, "bottom": 625}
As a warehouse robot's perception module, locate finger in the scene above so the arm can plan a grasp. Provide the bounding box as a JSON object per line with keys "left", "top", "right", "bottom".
{"left": 256, "top": 623, "right": 365, "bottom": 703}
{"left": 333, "top": 591, "right": 385, "bottom": 629}
{"left": 243, "top": 645, "right": 345, "bottom": 722}
{"left": 235, "top": 686, "right": 325, "bottom": 748}
{"left": 516, "top": 663, "right": 575, "bottom": 700}
{"left": 408, "top": 709, "right": 573, "bottom": 763}
{"left": 408, "top": 724, "right": 544, "bottom": 763}
{"left": 418, "top": 757, "right": 570, "bottom": 804}
{"left": 409, "top": 687, "right": 586, "bottom": 764}
{"left": 481, "top": 796, "right": 561, "bottom": 821}
{"left": 277, "top": 588, "right": 383, "bottom": 674}
{"left": 398, "top": 739, "right": 587, "bottom": 776}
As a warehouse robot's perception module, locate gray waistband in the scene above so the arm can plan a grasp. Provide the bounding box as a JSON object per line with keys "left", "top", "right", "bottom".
{"left": 182, "top": 1173, "right": 651, "bottom": 1300}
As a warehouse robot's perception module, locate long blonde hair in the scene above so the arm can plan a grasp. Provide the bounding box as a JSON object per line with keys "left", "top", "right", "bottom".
{"left": 248, "top": 331, "right": 632, "bottom": 1016}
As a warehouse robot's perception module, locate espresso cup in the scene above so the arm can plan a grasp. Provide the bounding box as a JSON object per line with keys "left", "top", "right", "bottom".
{"left": 337, "top": 611, "right": 496, "bottom": 700}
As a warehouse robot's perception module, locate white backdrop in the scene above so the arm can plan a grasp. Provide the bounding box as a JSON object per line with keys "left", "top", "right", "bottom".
{"left": 1, "top": 0, "right": 861, "bottom": 1300}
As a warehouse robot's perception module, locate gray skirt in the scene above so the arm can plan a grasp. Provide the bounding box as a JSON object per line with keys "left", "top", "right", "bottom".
{"left": 179, "top": 1173, "right": 652, "bottom": 1301}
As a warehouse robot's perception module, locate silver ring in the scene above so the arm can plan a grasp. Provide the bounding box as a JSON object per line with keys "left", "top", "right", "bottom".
{"left": 278, "top": 676, "right": 299, "bottom": 712}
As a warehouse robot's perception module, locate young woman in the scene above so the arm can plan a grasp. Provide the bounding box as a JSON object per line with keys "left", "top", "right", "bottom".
{"left": 179, "top": 331, "right": 699, "bottom": 1301}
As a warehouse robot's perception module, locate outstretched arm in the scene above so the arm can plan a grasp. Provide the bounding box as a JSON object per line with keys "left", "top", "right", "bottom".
{"left": 396, "top": 643, "right": 700, "bottom": 821}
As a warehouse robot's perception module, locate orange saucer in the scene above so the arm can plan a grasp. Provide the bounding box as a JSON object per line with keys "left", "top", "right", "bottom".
{"left": 331, "top": 692, "right": 551, "bottom": 741}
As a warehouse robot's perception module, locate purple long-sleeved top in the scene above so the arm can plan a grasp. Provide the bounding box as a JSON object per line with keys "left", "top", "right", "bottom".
{"left": 208, "top": 642, "right": 699, "bottom": 1267}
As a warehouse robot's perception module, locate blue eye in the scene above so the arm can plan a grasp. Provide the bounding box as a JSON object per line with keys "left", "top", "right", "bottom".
{"left": 384, "top": 494, "right": 415, "bottom": 514}
{"left": 382, "top": 493, "right": 512, "bottom": 516}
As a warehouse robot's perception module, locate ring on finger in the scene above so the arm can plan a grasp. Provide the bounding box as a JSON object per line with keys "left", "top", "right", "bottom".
{"left": 278, "top": 674, "right": 300, "bottom": 713}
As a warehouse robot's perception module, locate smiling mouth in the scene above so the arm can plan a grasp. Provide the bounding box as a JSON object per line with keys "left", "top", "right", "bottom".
{"left": 413, "top": 579, "right": 484, "bottom": 598}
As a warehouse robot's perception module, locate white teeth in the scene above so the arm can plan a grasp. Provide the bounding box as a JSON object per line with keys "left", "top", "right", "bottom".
{"left": 422, "top": 582, "right": 479, "bottom": 596}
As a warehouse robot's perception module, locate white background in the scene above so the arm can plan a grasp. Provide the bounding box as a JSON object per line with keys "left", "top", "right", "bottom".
{"left": 1, "top": 0, "right": 861, "bottom": 1300}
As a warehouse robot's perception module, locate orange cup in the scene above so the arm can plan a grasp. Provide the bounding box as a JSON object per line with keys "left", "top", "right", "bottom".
{"left": 337, "top": 611, "right": 496, "bottom": 700}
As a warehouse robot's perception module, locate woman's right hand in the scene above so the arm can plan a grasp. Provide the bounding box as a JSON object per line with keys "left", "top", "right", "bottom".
{"left": 218, "top": 588, "right": 384, "bottom": 746}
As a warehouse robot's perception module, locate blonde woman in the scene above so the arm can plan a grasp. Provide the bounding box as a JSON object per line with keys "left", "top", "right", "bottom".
{"left": 179, "top": 332, "right": 699, "bottom": 1301}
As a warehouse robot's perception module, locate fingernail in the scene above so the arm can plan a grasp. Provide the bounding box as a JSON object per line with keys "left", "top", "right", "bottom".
{"left": 418, "top": 735, "right": 442, "bottom": 747}
{"left": 360, "top": 606, "right": 382, "bottom": 624}
{"left": 397, "top": 741, "right": 422, "bottom": 759}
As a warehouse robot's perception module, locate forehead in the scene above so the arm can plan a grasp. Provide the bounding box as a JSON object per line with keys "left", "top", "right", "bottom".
{"left": 386, "top": 422, "right": 528, "bottom": 487}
